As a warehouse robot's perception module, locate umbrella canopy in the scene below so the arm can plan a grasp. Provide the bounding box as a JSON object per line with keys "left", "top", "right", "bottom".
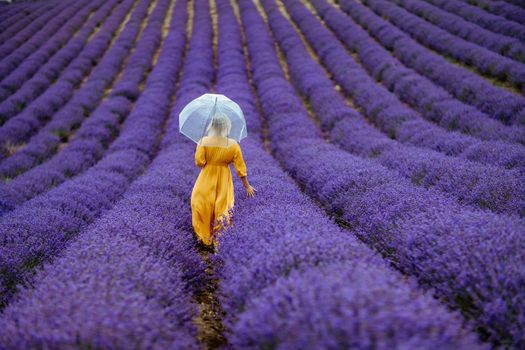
{"left": 179, "top": 93, "right": 247, "bottom": 147}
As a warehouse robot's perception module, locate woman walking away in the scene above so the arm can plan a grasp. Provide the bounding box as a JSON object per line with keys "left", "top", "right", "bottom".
{"left": 191, "top": 113, "right": 256, "bottom": 249}
{"left": 180, "top": 93, "right": 255, "bottom": 250}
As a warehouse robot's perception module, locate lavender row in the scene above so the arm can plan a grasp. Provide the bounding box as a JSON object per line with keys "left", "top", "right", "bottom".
{"left": 0, "top": 2, "right": 32, "bottom": 27}
{"left": 0, "top": 0, "right": 163, "bottom": 182}
{"left": 0, "top": 210, "right": 200, "bottom": 349}
{"left": 360, "top": 0, "right": 525, "bottom": 92}
{"left": 0, "top": 1, "right": 88, "bottom": 81}
{"left": 0, "top": 0, "right": 178, "bottom": 309}
{"left": 0, "top": 0, "right": 136, "bottom": 160}
{"left": 161, "top": 0, "right": 483, "bottom": 345}
{"left": 0, "top": 0, "right": 116, "bottom": 114}
{"left": 423, "top": 0, "right": 525, "bottom": 41}
{"left": 239, "top": 0, "right": 525, "bottom": 346}
{"left": 0, "top": 0, "right": 55, "bottom": 24}
{"left": 0, "top": 1, "right": 67, "bottom": 62}
{"left": 160, "top": 8, "right": 215, "bottom": 149}
{"left": 0, "top": 3, "right": 201, "bottom": 346}
{"left": 215, "top": 0, "right": 484, "bottom": 348}
{"left": 109, "top": 0, "right": 167, "bottom": 100}
{"left": 0, "top": 0, "right": 146, "bottom": 179}
{"left": 0, "top": 1, "right": 107, "bottom": 127}
{"left": 391, "top": 0, "right": 525, "bottom": 63}
{"left": 285, "top": 0, "right": 525, "bottom": 172}
{"left": 0, "top": 1, "right": 53, "bottom": 48}
{"left": 272, "top": 0, "right": 524, "bottom": 216}
{"left": 0, "top": 97, "right": 130, "bottom": 215}
{"left": 309, "top": 0, "right": 525, "bottom": 146}
{"left": 0, "top": 0, "right": 113, "bottom": 125}
{"left": 0, "top": 0, "right": 155, "bottom": 213}
{"left": 0, "top": 0, "right": 147, "bottom": 178}
{"left": 337, "top": 0, "right": 525, "bottom": 125}
{"left": 0, "top": 2, "right": 27, "bottom": 24}
{"left": 498, "top": 0, "right": 525, "bottom": 9}
{"left": 221, "top": 151, "right": 485, "bottom": 346}
{"left": 462, "top": 0, "right": 525, "bottom": 25}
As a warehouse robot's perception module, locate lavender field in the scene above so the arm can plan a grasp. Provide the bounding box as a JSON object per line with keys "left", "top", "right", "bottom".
{"left": 0, "top": 0, "right": 524, "bottom": 348}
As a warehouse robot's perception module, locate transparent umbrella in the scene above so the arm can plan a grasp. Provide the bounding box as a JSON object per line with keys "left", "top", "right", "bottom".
{"left": 179, "top": 93, "right": 247, "bottom": 147}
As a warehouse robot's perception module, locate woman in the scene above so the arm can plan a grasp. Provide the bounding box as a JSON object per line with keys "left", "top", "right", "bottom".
{"left": 190, "top": 113, "right": 256, "bottom": 250}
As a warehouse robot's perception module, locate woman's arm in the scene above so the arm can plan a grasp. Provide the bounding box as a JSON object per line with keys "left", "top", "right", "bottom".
{"left": 233, "top": 144, "right": 256, "bottom": 197}
{"left": 240, "top": 175, "right": 256, "bottom": 198}
{"left": 195, "top": 145, "right": 206, "bottom": 168}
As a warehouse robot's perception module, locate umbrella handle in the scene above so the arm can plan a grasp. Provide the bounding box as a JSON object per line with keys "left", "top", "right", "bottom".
{"left": 211, "top": 96, "right": 218, "bottom": 115}
{"left": 200, "top": 101, "right": 217, "bottom": 142}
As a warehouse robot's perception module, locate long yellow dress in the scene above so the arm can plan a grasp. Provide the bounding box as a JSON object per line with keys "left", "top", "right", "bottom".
{"left": 190, "top": 138, "right": 247, "bottom": 247}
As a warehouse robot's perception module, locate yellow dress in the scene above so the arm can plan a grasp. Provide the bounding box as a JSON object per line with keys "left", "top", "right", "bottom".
{"left": 191, "top": 138, "right": 247, "bottom": 247}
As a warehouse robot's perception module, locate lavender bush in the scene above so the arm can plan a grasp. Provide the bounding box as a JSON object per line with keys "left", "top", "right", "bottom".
{"left": 358, "top": 0, "right": 525, "bottom": 91}
{"left": 498, "top": 0, "right": 525, "bottom": 8}
{"left": 236, "top": 0, "right": 525, "bottom": 346}
{"left": 0, "top": 4, "right": 202, "bottom": 345}
{"left": 388, "top": 0, "right": 525, "bottom": 63}
{"left": 0, "top": 0, "right": 89, "bottom": 81}
{"left": 423, "top": 0, "right": 525, "bottom": 41}
{"left": 462, "top": 0, "right": 525, "bottom": 24}
{"left": 336, "top": 0, "right": 525, "bottom": 125}
{"left": 307, "top": 0, "right": 525, "bottom": 146}
{"left": 0, "top": 0, "right": 169, "bottom": 214}
{"left": 0, "top": 0, "right": 135, "bottom": 155}
{"left": 263, "top": 0, "right": 525, "bottom": 217}
{"left": 0, "top": 0, "right": 523, "bottom": 348}
{"left": 0, "top": 0, "right": 167, "bottom": 181}
{"left": 0, "top": 1, "right": 69, "bottom": 58}
{"left": 0, "top": 0, "right": 183, "bottom": 309}
{"left": 214, "top": 0, "right": 485, "bottom": 348}
{"left": 0, "top": 0, "right": 116, "bottom": 113}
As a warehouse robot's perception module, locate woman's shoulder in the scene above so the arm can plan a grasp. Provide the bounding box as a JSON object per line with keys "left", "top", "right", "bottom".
{"left": 198, "top": 136, "right": 212, "bottom": 144}
{"left": 197, "top": 136, "right": 238, "bottom": 148}
{"left": 229, "top": 139, "right": 241, "bottom": 151}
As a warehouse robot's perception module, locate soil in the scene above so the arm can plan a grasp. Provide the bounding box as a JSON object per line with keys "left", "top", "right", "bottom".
{"left": 193, "top": 247, "right": 227, "bottom": 350}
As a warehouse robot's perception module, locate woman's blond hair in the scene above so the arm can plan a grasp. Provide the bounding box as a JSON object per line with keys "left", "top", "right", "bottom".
{"left": 205, "top": 112, "right": 231, "bottom": 137}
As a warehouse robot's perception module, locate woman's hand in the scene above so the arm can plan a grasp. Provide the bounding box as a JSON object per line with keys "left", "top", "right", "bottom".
{"left": 245, "top": 184, "right": 257, "bottom": 198}
{"left": 240, "top": 176, "right": 256, "bottom": 198}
